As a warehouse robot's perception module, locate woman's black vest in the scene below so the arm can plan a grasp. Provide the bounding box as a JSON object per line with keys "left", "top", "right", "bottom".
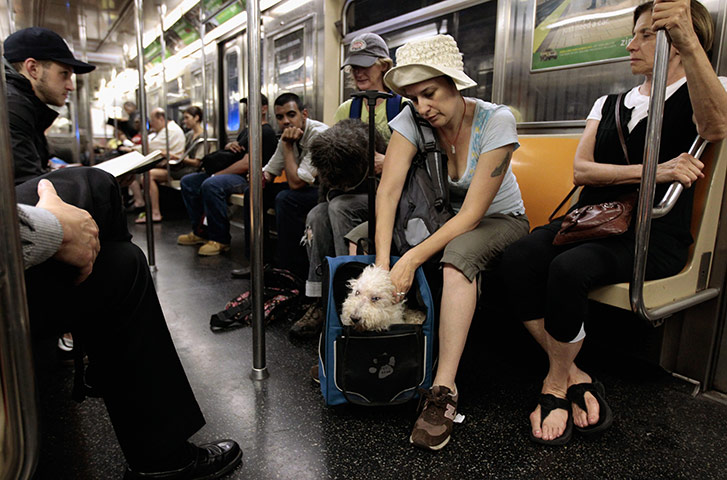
{"left": 579, "top": 82, "right": 698, "bottom": 247}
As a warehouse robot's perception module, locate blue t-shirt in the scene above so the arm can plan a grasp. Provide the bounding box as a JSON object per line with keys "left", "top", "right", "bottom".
{"left": 389, "top": 98, "right": 525, "bottom": 216}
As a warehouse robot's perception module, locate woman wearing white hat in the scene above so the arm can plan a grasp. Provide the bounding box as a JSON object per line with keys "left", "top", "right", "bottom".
{"left": 375, "top": 34, "right": 529, "bottom": 450}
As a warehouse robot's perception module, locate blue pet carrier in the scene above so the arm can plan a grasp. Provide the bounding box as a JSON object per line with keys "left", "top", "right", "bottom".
{"left": 318, "top": 255, "right": 435, "bottom": 406}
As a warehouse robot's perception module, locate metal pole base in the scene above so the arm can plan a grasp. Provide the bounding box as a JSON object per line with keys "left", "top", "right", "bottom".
{"left": 250, "top": 367, "right": 269, "bottom": 381}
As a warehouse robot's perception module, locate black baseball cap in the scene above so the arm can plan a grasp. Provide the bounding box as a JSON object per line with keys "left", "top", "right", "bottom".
{"left": 240, "top": 94, "right": 269, "bottom": 106}
{"left": 4, "top": 27, "right": 95, "bottom": 74}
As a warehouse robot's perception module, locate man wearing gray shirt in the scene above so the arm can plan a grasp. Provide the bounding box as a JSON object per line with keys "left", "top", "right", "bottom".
{"left": 259, "top": 93, "right": 328, "bottom": 278}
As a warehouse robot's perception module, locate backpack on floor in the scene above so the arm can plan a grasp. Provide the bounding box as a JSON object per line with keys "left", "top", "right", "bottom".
{"left": 210, "top": 267, "right": 302, "bottom": 331}
{"left": 318, "top": 255, "right": 436, "bottom": 406}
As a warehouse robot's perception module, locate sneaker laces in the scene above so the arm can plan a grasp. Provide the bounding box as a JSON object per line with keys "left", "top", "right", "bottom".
{"left": 416, "top": 387, "right": 450, "bottom": 420}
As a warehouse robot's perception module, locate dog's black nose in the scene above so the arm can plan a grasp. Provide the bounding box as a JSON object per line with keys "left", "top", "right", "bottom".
{"left": 350, "top": 316, "right": 360, "bottom": 324}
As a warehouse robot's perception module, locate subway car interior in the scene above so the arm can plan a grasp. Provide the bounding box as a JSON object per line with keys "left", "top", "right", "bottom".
{"left": 2, "top": 0, "right": 727, "bottom": 478}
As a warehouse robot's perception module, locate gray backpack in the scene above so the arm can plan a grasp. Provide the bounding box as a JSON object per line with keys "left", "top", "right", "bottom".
{"left": 392, "top": 103, "right": 454, "bottom": 255}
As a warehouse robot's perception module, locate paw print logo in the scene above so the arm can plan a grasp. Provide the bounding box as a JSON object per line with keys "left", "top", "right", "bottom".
{"left": 369, "top": 354, "right": 396, "bottom": 379}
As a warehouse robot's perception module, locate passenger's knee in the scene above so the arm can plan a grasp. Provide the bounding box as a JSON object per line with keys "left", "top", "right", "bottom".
{"left": 306, "top": 203, "right": 328, "bottom": 229}
{"left": 548, "top": 253, "right": 587, "bottom": 290}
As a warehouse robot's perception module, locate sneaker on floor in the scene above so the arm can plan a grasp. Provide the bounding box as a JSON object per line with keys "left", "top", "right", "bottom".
{"left": 289, "top": 303, "right": 323, "bottom": 339}
{"left": 310, "top": 365, "right": 320, "bottom": 384}
{"left": 177, "top": 232, "right": 207, "bottom": 246}
{"left": 198, "top": 241, "right": 230, "bottom": 256}
{"left": 410, "top": 385, "right": 458, "bottom": 451}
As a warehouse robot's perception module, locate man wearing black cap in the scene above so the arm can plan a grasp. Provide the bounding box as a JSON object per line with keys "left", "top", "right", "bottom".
{"left": 3, "top": 27, "right": 95, "bottom": 185}
{"left": 8, "top": 27, "right": 244, "bottom": 480}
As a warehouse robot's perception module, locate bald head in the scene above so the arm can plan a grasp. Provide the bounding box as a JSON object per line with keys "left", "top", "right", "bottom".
{"left": 149, "top": 108, "right": 166, "bottom": 132}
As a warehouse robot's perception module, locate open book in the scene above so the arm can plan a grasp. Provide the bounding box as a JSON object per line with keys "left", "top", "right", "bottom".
{"left": 94, "top": 150, "right": 163, "bottom": 177}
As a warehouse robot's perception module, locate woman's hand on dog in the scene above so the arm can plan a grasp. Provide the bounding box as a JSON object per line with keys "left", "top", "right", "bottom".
{"left": 389, "top": 254, "right": 417, "bottom": 303}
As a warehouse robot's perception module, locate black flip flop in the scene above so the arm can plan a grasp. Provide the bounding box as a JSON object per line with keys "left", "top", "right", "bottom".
{"left": 529, "top": 393, "right": 573, "bottom": 446}
{"left": 566, "top": 379, "right": 614, "bottom": 436}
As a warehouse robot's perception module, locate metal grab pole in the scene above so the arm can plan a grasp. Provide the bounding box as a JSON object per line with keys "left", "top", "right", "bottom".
{"left": 134, "top": 0, "right": 155, "bottom": 267}
{"left": 78, "top": 13, "right": 94, "bottom": 166}
{"left": 248, "top": 0, "right": 268, "bottom": 380}
{"left": 158, "top": 4, "right": 171, "bottom": 181}
{"left": 630, "top": 30, "right": 670, "bottom": 324}
{"left": 199, "top": 5, "right": 209, "bottom": 155}
{"left": 0, "top": 46, "right": 40, "bottom": 480}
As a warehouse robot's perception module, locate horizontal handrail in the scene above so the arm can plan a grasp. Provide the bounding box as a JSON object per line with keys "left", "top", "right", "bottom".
{"left": 168, "top": 137, "right": 218, "bottom": 165}
{"left": 652, "top": 136, "right": 709, "bottom": 219}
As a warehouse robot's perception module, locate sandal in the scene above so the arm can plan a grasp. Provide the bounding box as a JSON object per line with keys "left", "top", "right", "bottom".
{"left": 135, "top": 212, "right": 162, "bottom": 224}
{"left": 530, "top": 393, "right": 573, "bottom": 446}
{"left": 566, "top": 379, "right": 614, "bottom": 436}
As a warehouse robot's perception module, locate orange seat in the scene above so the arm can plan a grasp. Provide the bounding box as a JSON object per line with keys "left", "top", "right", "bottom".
{"left": 510, "top": 135, "right": 580, "bottom": 229}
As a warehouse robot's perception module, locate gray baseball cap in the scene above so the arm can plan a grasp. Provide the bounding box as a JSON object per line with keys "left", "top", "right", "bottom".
{"left": 341, "top": 33, "right": 390, "bottom": 69}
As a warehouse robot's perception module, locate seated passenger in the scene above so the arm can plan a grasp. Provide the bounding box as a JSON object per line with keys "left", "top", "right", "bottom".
{"left": 291, "top": 32, "right": 402, "bottom": 338}
{"left": 135, "top": 105, "right": 205, "bottom": 224}
{"left": 125, "top": 108, "right": 186, "bottom": 223}
{"left": 3, "top": 27, "right": 95, "bottom": 185}
{"left": 244, "top": 92, "right": 329, "bottom": 278}
{"left": 177, "top": 95, "right": 278, "bottom": 256}
{"left": 17, "top": 165, "right": 242, "bottom": 479}
{"left": 498, "top": 0, "right": 727, "bottom": 446}
{"left": 369, "top": 35, "right": 530, "bottom": 450}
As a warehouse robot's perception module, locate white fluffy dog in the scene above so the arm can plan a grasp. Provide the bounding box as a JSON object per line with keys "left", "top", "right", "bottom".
{"left": 341, "top": 265, "right": 425, "bottom": 332}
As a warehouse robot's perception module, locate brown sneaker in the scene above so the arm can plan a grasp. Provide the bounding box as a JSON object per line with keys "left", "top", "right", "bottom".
{"left": 310, "top": 365, "right": 320, "bottom": 384}
{"left": 410, "top": 385, "right": 458, "bottom": 451}
{"left": 289, "top": 303, "right": 323, "bottom": 339}
{"left": 198, "top": 240, "right": 231, "bottom": 256}
{"left": 177, "top": 232, "right": 207, "bottom": 246}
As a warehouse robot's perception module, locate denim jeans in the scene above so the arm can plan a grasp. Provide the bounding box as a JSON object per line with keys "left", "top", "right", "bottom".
{"left": 180, "top": 172, "right": 248, "bottom": 245}
{"left": 274, "top": 185, "right": 319, "bottom": 279}
{"left": 303, "top": 193, "right": 369, "bottom": 297}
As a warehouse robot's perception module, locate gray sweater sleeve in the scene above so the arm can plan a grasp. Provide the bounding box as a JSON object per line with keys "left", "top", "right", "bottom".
{"left": 17, "top": 204, "right": 63, "bottom": 269}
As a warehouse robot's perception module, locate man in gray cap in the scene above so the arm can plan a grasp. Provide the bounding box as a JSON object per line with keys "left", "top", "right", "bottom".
{"left": 3, "top": 27, "right": 95, "bottom": 185}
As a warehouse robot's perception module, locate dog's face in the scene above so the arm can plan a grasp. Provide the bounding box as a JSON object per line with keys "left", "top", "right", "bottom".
{"left": 341, "top": 265, "right": 404, "bottom": 331}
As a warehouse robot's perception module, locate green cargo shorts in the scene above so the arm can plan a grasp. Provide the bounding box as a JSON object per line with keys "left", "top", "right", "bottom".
{"left": 344, "top": 213, "right": 530, "bottom": 282}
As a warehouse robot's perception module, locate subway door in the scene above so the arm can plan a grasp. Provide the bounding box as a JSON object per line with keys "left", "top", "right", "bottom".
{"left": 222, "top": 35, "right": 244, "bottom": 145}
{"left": 264, "top": 13, "right": 319, "bottom": 120}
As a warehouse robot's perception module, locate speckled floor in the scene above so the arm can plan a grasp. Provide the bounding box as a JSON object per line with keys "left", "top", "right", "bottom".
{"left": 31, "top": 209, "right": 727, "bottom": 480}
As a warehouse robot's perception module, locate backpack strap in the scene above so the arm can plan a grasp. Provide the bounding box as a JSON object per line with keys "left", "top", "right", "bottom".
{"left": 386, "top": 94, "right": 403, "bottom": 123}
{"left": 403, "top": 101, "right": 449, "bottom": 209}
{"left": 349, "top": 96, "right": 363, "bottom": 119}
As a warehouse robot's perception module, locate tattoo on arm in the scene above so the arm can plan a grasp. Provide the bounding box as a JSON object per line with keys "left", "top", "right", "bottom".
{"left": 490, "top": 151, "right": 511, "bottom": 177}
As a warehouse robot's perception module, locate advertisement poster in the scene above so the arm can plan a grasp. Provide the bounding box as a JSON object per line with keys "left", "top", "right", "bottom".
{"left": 532, "top": 0, "right": 641, "bottom": 71}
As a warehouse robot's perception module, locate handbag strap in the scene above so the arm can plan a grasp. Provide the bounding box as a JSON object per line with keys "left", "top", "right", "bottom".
{"left": 548, "top": 92, "right": 629, "bottom": 222}
{"left": 615, "top": 92, "right": 630, "bottom": 165}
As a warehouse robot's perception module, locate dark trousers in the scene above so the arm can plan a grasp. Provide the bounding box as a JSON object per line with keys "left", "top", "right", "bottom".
{"left": 275, "top": 185, "right": 319, "bottom": 278}
{"left": 17, "top": 167, "right": 205, "bottom": 470}
{"left": 243, "top": 182, "right": 318, "bottom": 278}
{"left": 498, "top": 220, "right": 686, "bottom": 343}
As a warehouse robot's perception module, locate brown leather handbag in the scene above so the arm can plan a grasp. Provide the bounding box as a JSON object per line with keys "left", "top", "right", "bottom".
{"left": 552, "top": 93, "right": 637, "bottom": 246}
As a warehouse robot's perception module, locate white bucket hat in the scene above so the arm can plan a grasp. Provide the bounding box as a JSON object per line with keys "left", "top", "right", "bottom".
{"left": 384, "top": 35, "right": 476, "bottom": 97}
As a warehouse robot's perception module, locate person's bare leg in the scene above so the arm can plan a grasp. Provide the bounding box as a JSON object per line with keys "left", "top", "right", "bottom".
{"left": 129, "top": 178, "right": 144, "bottom": 208}
{"left": 148, "top": 169, "right": 166, "bottom": 221}
{"left": 431, "top": 264, "right": 477, "bottom": 391}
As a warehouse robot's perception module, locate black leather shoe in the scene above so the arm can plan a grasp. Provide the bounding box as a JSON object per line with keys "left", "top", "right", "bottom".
{"left": 124, "top": 439, "right": 242, "bottom": 480}
{"left": 230, "top": 266, "right": 251, "bottom": 279}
